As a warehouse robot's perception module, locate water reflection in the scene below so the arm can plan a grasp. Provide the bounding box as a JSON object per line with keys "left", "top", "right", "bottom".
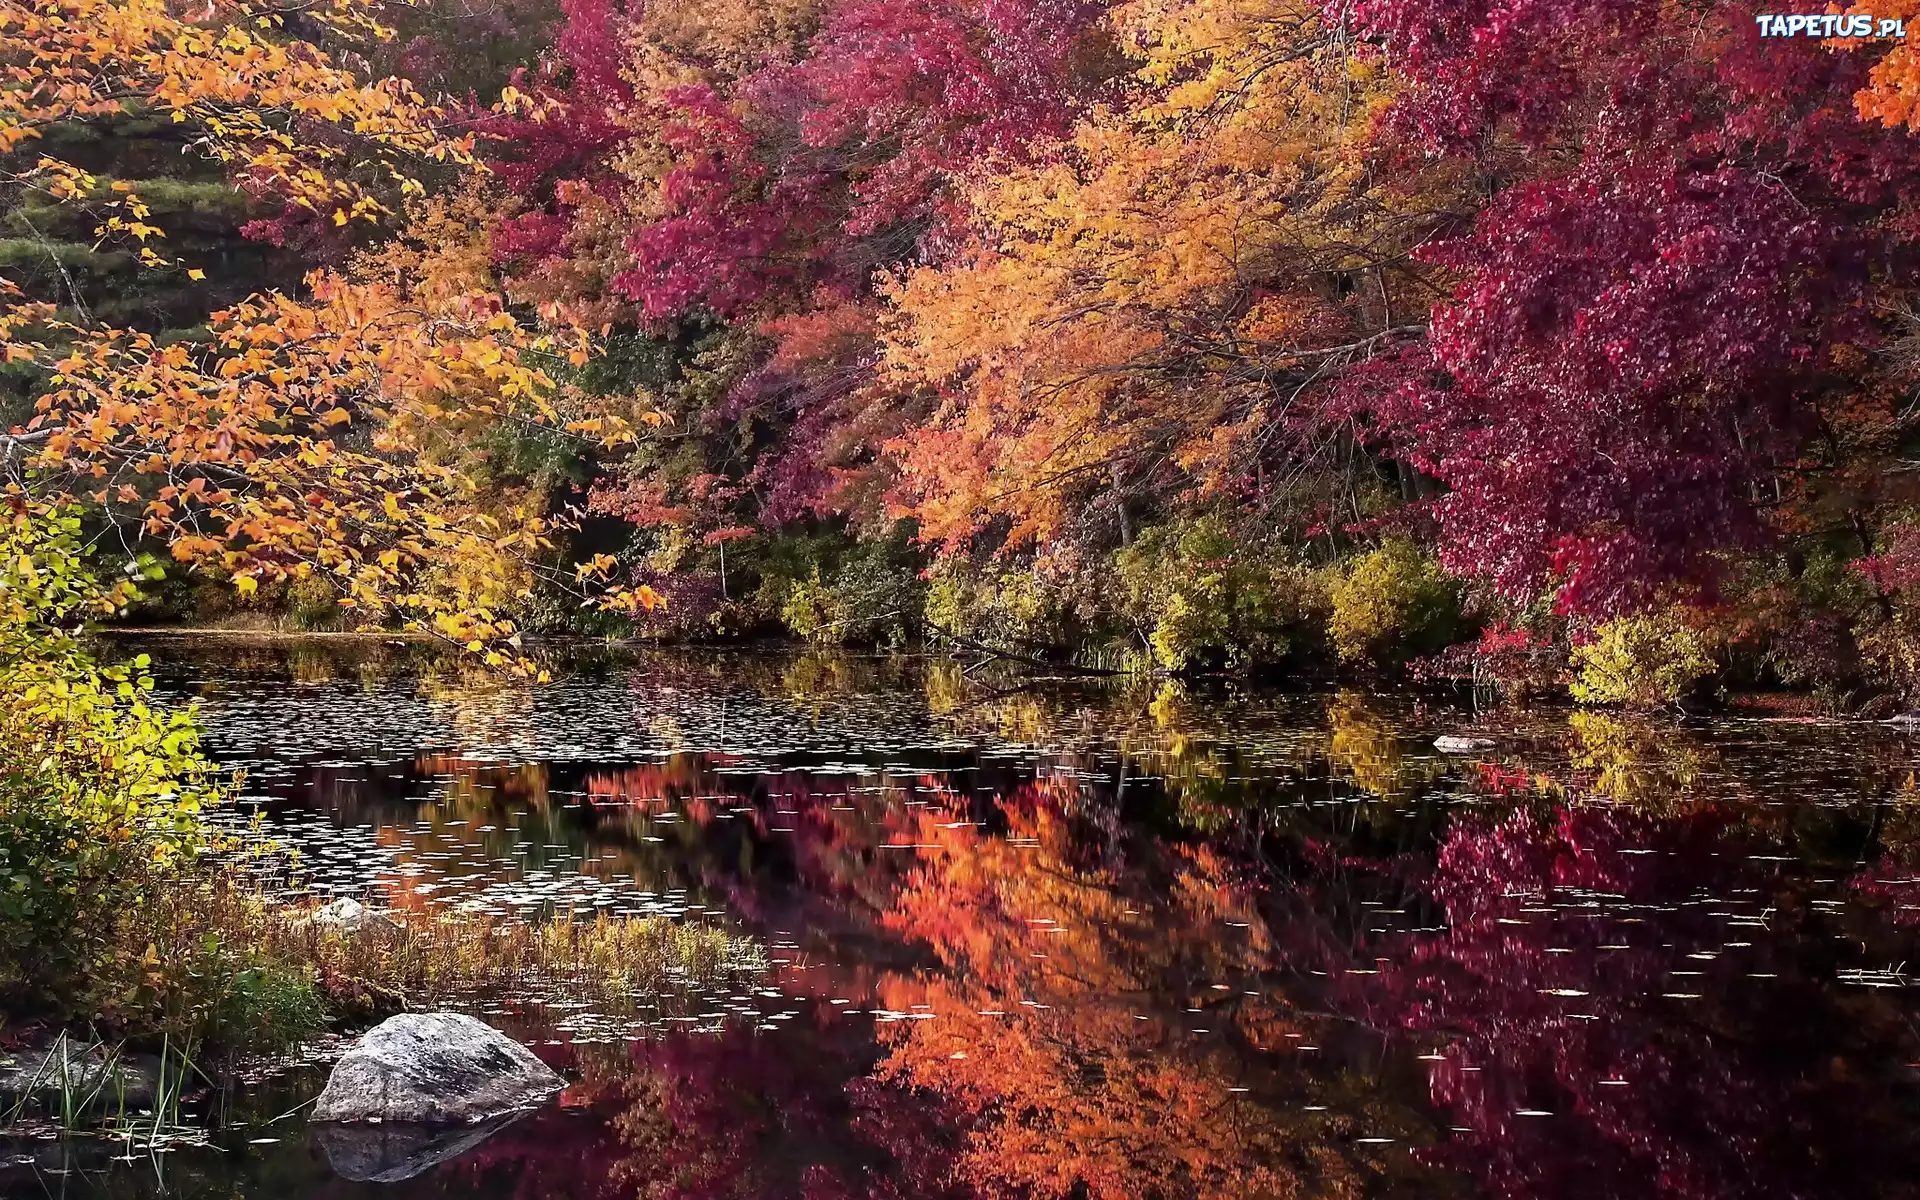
{"left": 9, "top": 638, "right": 1920, "bottom": 1198}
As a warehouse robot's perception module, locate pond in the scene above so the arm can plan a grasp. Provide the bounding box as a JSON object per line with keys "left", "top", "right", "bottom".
{"left": 7, "top": 635, "right": 1920, "bottom": 1199}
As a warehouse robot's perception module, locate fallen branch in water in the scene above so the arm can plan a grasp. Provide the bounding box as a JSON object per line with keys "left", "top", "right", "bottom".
{"left": 922, "top": 619, "right": 1123, "bottom": 676}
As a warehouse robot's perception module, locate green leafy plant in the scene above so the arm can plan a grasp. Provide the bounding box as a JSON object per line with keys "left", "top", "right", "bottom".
{"left": 771, "top": 533, "right": 924, "bottom": 649}
{"left": 0, "top": 503, "right": 220, "bottom": 1011}
{"left": 1115, "top": 517, "right": 1329, "bottom": 672}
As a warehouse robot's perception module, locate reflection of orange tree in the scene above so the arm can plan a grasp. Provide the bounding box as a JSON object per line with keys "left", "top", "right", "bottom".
{"left": 554, "top": 768, "right": 1427, "bottom": 1197}
{"left": 413, "top": 1034, "right": 955, "bottom": 1200}
{"left": 862, "top": 786, "right": 1419, "bottom": 1199}
{"left": 358, "top": 758, "right": 562, "bottom": 911}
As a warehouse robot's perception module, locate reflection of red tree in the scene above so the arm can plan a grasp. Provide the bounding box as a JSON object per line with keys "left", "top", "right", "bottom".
{"left": 1851, "top": 809, "right": 1920, "bottom": 929}
{"left": 323, "top": 742, "right": 1920, "bottom": 1200}
{"left": 429, "top": 1099, "right": 628, "bottom": 1200}
{"left": 605, "top": 1023, "right": 975, "bottom": 1200}
{"left": 1349, "top": 805, "right": 1920, "bottom": 1200}
{"left": 406, "top": 1028, "right": 971, "bottom": 1200}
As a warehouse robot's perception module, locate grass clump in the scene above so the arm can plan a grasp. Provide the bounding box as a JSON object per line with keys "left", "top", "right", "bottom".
{"left": 273, "top": 904, "right": 763, "bottom": 1018}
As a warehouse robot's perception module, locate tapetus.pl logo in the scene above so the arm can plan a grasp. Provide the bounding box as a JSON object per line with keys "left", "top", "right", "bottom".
{"left": 1753, "top": 11, "right": 1908, "bottom": 36}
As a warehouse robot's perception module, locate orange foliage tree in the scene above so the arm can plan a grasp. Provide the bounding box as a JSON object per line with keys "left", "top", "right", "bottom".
{"left": 1846, "top": 3, "right": 1920, "bottom": 130}
{"left": 879, "top": 0, "right": 1452, "bottom": 551}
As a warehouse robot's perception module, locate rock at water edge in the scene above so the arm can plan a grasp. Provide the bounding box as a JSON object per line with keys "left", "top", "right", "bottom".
{"left": 0, "top": 1036, "right": 157, "bottom": 1108}
{"left": 311, "top": 1013, "right": 565, "bottom": 1125}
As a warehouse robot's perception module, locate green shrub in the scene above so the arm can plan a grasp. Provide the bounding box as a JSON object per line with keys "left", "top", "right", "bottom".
{"left": 102, "top": 878, "right": 327, "bottom": 1049}
{"left": 779, "top": 570, "right": 837, "bottom": 639}
{"left": 1569, "top": 611, "right": 1717, "bottom": 707}
{"left": 0, "top": 506, "right": 220, "bottom": 1012}
{"left": 1327, "top": 540, "right": 1462, "bottom": 667}
{"left": 923, "top": 555, "right": 1082, "bottom": 653}
{"left": 775, "top": 536, "right": 924, "bottom": 648}
{"left": 1114, "top": 517, "right": 1329, "bottom": 671}
{"left": 286, "top": 573, "right": 343, "bottom": 631}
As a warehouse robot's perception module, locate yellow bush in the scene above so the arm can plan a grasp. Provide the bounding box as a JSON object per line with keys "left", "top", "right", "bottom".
{"left": 1328, "top": 540, "right": 1461, "bottom": 666}
{"left": 1569, "top": 611, "right": 1716, "bottom": 707}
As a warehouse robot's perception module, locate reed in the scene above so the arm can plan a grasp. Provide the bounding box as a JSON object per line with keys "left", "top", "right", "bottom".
{"left": 2, "top": 1032, "right": 200, "bottom": 1135}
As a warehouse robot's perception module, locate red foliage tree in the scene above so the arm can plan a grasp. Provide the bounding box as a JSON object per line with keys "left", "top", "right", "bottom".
{"left": 1344, "top": 0, "right": 1920, "bottom": 615}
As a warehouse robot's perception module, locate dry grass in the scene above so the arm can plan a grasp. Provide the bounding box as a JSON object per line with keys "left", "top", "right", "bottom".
{"left": 62, "top": 868, "right": 764, "bottom": 1052}
{"left": 271, "top": 902, "right": 765, "bottom": 1017}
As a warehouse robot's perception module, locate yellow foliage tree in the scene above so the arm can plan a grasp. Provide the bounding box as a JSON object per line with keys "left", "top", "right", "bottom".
{"left": 0, "top": 0, "right": 663, "bottom": 662}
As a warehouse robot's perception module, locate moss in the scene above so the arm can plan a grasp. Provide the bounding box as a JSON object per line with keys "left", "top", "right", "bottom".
{"left": 0, "top": 238, "right": 133, "bottom": 271}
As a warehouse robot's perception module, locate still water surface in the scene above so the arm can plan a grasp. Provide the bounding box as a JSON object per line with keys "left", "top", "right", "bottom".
{"left": 9, "top": 636, "right": 1920, "bottom": 1198}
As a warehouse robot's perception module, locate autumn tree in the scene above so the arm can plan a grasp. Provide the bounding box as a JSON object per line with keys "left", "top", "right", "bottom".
{"left": 1342, "top": 0, "right": 1920, "bottom": 619}
{"left": 880, "top": 0, "right": 1447, "bottom": 555}
{"left": 0, "top": 0, "right": 660, "bottom": 656}
{"left": 476, "top": 0, "right": 1118, "bottom": 622}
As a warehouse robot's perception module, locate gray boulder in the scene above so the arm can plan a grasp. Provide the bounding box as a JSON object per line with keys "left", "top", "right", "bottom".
{"left": 312, "top": 1013, "right": 565, "bottom": 1125}
{"left": 1433, "top": 734, "right": 1496, "bottom": 754}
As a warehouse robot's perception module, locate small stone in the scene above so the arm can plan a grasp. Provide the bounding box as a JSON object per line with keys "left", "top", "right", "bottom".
{"left": 312, "top": 1013, "right": 566, "bottom": 1125}
{"left": 0, "top": 1036, "right": 157, "bottom": 1108}
{"left": 1433, "top": 735, "right": 1496, "bottom": 754}
{"left": 302, "top": 897, "right": 400, "bottom": 935}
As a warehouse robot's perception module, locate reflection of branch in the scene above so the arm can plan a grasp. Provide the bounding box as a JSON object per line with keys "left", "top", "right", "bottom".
{"left": 940, "top": 677, "right": 1047, "bottom": 714}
